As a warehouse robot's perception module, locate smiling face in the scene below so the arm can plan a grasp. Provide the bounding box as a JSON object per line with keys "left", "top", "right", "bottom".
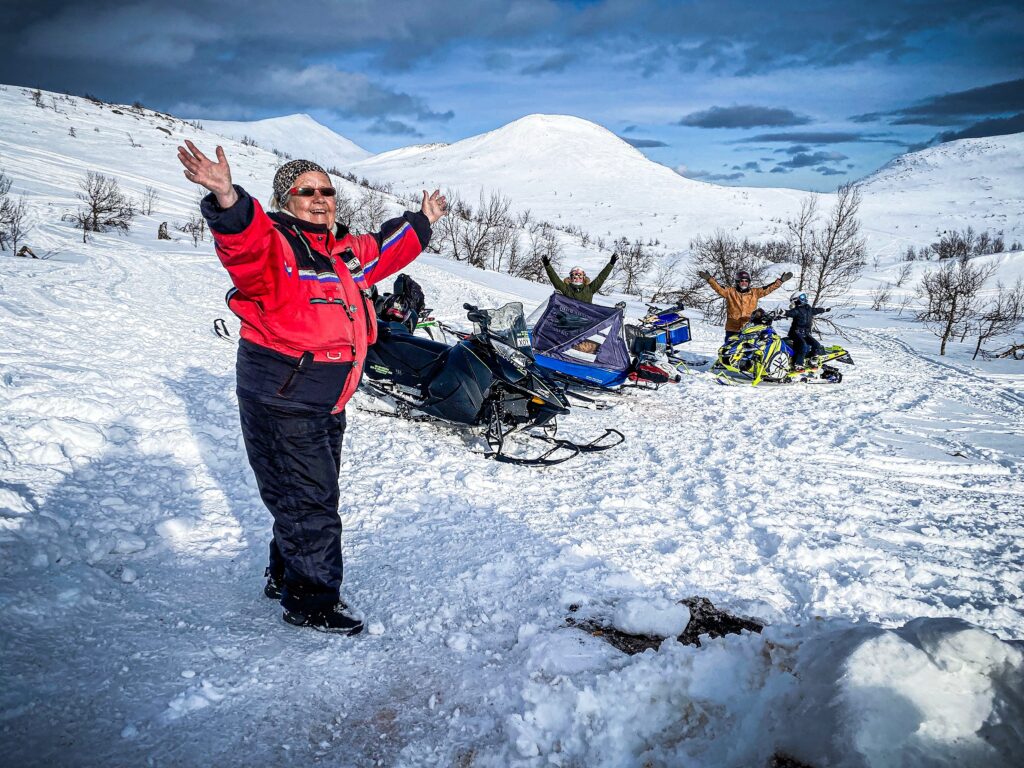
{"left": 283, "top": 171, "right": 336, "bottom": 227}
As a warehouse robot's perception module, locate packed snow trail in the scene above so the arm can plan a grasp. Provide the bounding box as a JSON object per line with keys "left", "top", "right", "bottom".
{"left": 2, "top": 231, "right": 1023, "bottom": 766}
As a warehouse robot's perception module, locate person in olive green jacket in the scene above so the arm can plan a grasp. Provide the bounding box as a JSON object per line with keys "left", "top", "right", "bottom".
{"left": 542, "top": 253, "right": 617, "bottom": 304}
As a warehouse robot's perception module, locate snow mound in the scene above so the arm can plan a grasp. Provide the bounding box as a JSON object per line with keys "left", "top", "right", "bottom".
{"left": 200, "top": 113, "right": 371, "bottom": 169}
{"left": 505, "top": 617, "right": 1024, "bottom": 767}
{"left": 612, "top": 597, "right": 691, "bottom": 637}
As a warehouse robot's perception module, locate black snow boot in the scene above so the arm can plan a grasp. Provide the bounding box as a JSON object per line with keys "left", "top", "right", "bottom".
{"left": 283, "top": 601, "right": 363, "bottom": 636}
{"left": 264, "top": 568, "right": 283, "bottom": 600}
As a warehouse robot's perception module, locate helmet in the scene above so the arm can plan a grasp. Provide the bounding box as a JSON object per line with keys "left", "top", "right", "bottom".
{"left": 735, "top": 270, "right": 751, "bottom": 291}
{"left": 568, "top": 266, "right": 586, "bottom": 286}
{"left": 790, "top": 291, "right": 807, "bottom": 305}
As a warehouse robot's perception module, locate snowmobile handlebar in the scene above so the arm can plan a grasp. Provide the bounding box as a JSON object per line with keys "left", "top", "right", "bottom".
{"left": 464, "top": 303, "right": 491, "bottom": 329}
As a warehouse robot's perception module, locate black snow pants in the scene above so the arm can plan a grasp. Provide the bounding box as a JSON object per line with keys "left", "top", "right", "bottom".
{"left": 788, "top": 332, "right": 824, "bottom": 367}
{"left": 238, "top": 396, "right": 347, "bottom": 614}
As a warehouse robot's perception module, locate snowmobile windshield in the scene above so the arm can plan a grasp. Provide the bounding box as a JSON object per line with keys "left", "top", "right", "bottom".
{"left": 475, "top": 302, "right": 533, "bottom": 358}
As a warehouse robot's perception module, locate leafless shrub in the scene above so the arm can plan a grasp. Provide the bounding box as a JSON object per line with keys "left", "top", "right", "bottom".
{"left": 0, "top": 171, "right": 31, "bottom": 254}
{"left": 786, "top": 197, "right": 817, "bottom": 290}
{"left": 31, "top": 89, "right": 44, "bottom": 108}
{"left": 127, "top": 132, "right": 141, "bottom": 148}
{"left": 141, "top": 186, "right": 159, "bottom": 216}
{"left": 801, "top": 184, "right": 867, "bottom": 307}
{"left": 648, "top": 252, "right": 685, "bottom": 303}
{"left": 972, "top": 279, "right": 1024, "bottom": 359}
{"left": 62, "top": 171, "right": 135, "bottom": 243}
{"left": 929, "top": 227, "right": 1007, "bottom": 260}
{"left": 0, "top": 178, "right": 31, "bottom": 255}
{"left": 177, "top": 214, "right": 206, "bottom": 247}
{"left": 895, "top": 261, "right": 913, "bottom": 287}
{"left": 916, "top": 257, "right": 996, "bottom": 355}
{"left": 240, "top": 135, "right": 259, "bottom": 147}
{"left": 352, "top": 187, "right": 389, "bottom": 233}
{"left": 613, "top": 236, "right": 655, "bottom": 296}
{"left": 869, "top": 283, "right": 892, "bottom": 311}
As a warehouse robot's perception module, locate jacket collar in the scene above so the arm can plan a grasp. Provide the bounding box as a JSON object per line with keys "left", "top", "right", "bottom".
{"left": 269, "top": 210, "right": 330, "bottom": 235}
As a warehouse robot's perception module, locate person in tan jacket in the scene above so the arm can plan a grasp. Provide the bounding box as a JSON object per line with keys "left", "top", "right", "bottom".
{"left": 698, "top": 269, "right": 793, "bottom": 342}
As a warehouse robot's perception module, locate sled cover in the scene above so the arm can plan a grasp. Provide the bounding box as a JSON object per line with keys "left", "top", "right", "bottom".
{"left": 530, "top": 294, "right": 631, "bottom": 374}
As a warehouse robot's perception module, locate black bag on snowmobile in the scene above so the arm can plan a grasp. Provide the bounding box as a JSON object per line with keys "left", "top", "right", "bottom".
{"left": 376, "top": 273, "right": 426, "bottom": 332}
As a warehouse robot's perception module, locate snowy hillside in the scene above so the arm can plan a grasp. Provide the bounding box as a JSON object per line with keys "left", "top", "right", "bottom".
{"left": 200, "top": 113, "right": 372, "bottom": 169}
{"left": 2, "top": 85, "right": 1024, "bottom": 767}
{"left": 857, "top": 132, "right": 1024, "bottom": 255}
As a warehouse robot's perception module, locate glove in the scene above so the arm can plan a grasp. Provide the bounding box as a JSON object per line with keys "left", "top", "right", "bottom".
{"left": 697, "top": 270, "right": 711, "bottom": 281}
{"left": 541, "top": 256, "right": 551, "bottom": 266}
{"left": 610, "top": 253, "right": 618, "bottom": 265}
{"left": 780, "top": 271, "right": 794, "bottom": 282}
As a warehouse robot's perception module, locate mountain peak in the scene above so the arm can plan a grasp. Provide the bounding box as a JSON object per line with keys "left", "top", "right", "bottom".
{"left": 200, "top": 114, "right": 371, "bottom": 168}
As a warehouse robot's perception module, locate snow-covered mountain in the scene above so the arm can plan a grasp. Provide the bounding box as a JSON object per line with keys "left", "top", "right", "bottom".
{"left": 200, "top": 113, "right": 372, "bottom": 169}
{"left": 2, "top": 84, "right": 1024, "bottom": 767}
{"left": 351, "top": 113, "right": 1024, "bottom": 259}
{"left": 352, "top": 113, "right": 807, "bottom": 249}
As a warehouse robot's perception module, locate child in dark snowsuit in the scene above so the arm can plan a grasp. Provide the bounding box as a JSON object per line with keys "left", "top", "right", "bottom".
{"left": 784, "top": 292, "right": 830, "bottom": 369}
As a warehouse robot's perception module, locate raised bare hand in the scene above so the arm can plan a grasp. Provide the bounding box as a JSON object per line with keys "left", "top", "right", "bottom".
{"left": 421, "top": 189, "right": 448, "bottom": 224}
{"left": 177, "top": 140, "right": 237, "bottom": 208}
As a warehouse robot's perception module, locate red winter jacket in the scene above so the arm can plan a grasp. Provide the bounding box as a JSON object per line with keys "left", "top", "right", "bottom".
{"left": 202, "top": 186, "right": 431, "bottom": 414}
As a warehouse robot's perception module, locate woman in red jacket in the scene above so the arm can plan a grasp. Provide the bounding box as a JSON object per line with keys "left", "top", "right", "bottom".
{"left": 178, "top": 141, "right": 446, "bottom": 635}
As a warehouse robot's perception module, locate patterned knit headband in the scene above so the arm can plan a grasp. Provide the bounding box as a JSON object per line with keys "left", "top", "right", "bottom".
{"left": 272, "top": 159, "right": 327, "bottom": 207}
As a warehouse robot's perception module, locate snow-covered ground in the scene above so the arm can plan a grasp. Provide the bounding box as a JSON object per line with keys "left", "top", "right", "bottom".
{"left": 1, "top": 85, "right": 1023, "bottom": 767}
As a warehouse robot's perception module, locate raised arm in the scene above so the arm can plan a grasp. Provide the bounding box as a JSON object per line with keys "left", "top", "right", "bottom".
{"left": 178, "top": 139, "right": 237, "bottom": 209}
{"left": 543, "top": 257, "right": 567, "bottom": 293}
{"left": 346, "top": 189, "right": 447, "bottom": 288}
{"left": 755, "top": 271, "right": 793, "bottom": 298}
{"left": 589, "top": 253, "right": 618, "bottom": 293}
{"left": 698, "top": 271, "right": 728, "bottom": 298}
{"left": 182, "top": 141, "right": 278, "bottom": 298}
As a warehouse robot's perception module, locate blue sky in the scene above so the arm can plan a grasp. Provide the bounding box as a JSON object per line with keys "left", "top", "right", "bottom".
{"left": 3, "top": 0, "right": 1022, "bottom": 191}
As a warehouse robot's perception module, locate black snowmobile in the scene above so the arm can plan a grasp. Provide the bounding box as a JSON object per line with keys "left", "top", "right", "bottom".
{"left": 361, "top": 279, "right": 623, "bottom": 465}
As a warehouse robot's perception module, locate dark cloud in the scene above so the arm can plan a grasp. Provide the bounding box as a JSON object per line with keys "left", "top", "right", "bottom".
{"left": 815, "top": 166, "right": 847, "bottom": 176}
{"left": 678, "top": 105, "right": 811, "bottom": 128}
{"left": 621, "top": 137, "right": 669, "bottom": 148}
{"left": 778, "top": 150, "right": 848, "bottom": 169}
{"left": 731, "top": 161, "right": 762, "bottom": 171}
{"left": 780, "top": 144, "right": 811, "bottom": 154}
{"left": 367, "top": 118, "right": 423, "bottom": 137}
{"left": 622, "top": 125, "right": 638, "bottom": 134}
{"left": 769, "top": 167, "right": 791, "bottom": 174}
{"left": 854, "top": 78, "right": 1024, "bottom": 126}
{"left": 520, "top": 52, "right": 575, "bottom": 75}
{"left": 935, "top": 112, "right": 1024, "bottom": 141}
{"left": 679, "top": 168, "right": 745, "bottom": 181}
{"left": 582, "top": 1, "right": 1021, "bottom": 77}
{"left": 739, "top": 131, "right": 900, "bottom": 145}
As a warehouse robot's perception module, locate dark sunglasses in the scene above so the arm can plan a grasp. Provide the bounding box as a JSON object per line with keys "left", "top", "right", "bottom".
{"left": 289, "top": 186, "right": 337, "bottom": 197}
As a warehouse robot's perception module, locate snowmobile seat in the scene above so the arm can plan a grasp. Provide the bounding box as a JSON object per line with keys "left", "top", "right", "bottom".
{"left": 373, "top": 322, "right": 450, "bottom": 379}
